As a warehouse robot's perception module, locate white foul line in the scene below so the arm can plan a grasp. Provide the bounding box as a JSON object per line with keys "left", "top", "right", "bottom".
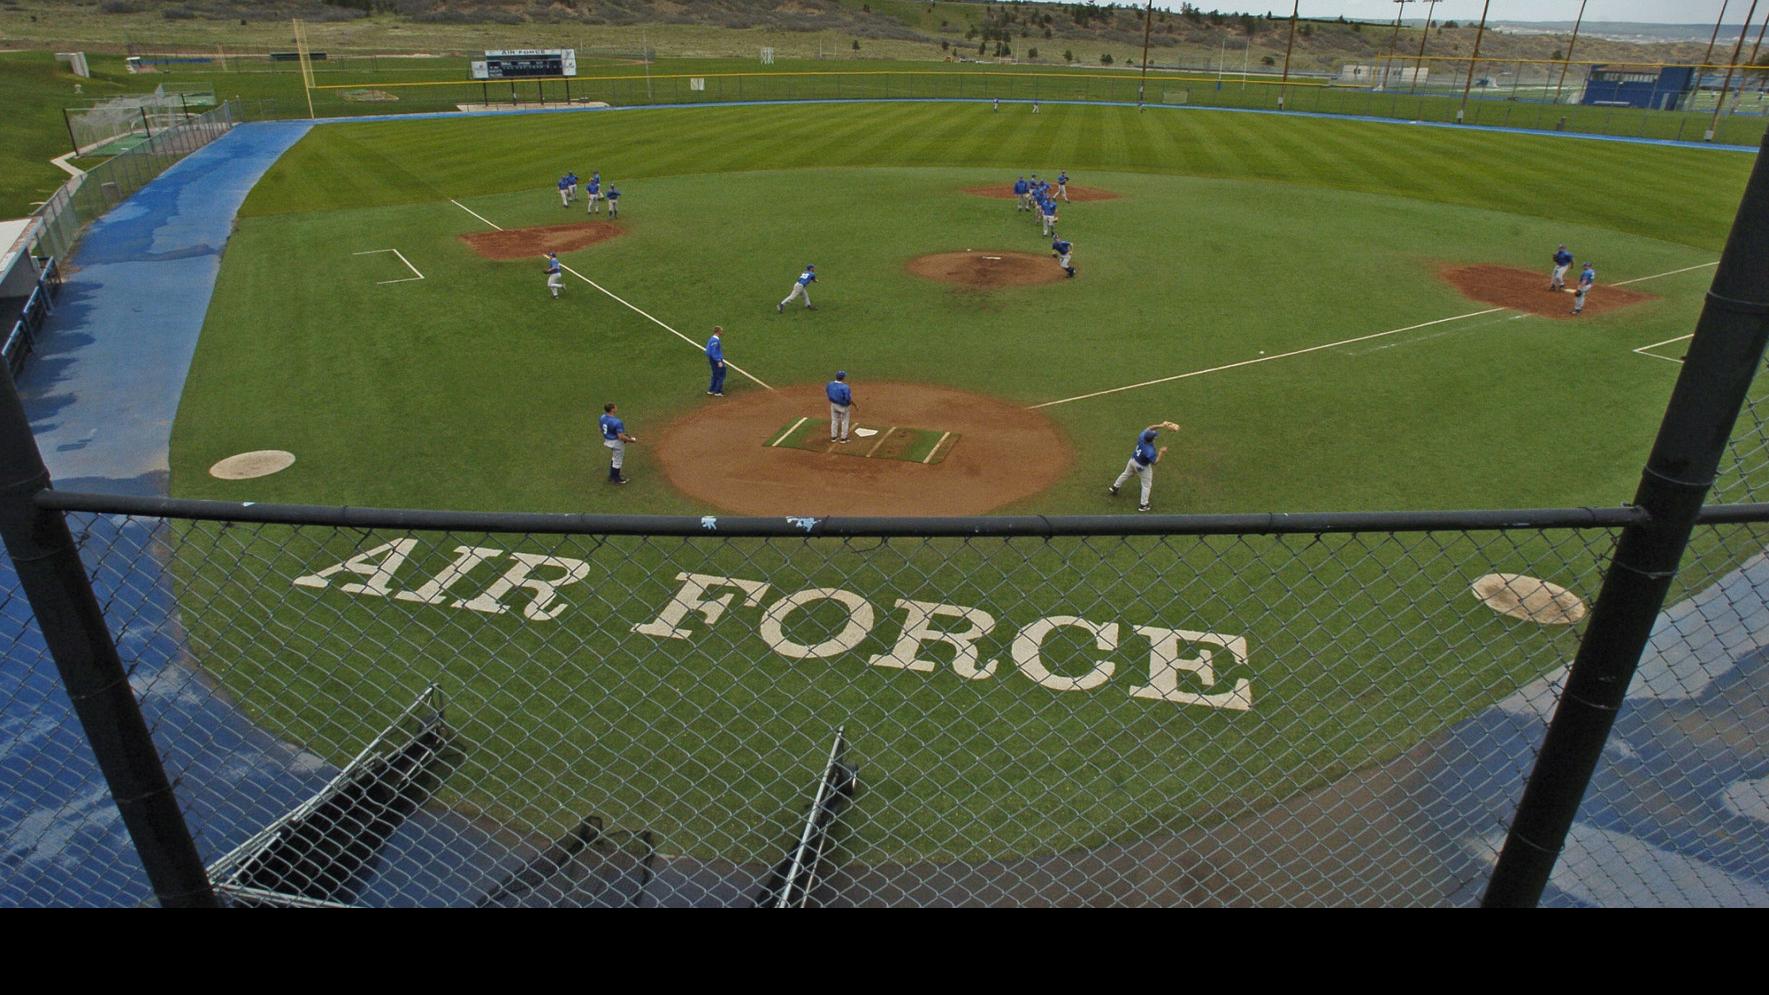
{"left": 769, "top": 416, "right": 808, "bottom": 447}
{"left": 922, "top": 431, "right": 952, "bottom": 464}
{"left": 449, "top": 199, "right": 502, "bottom": 231}
{"left": 1634, "top": 333, "right": 1693, "bottom": 365}
{"left": 450, "top": 198, "right": 774, "bottom": 390}
{"left": 352, "top": 248, "right": 425, "bottom": 284}
{"left": 1032, "top": 259, "right": 1720, "bottom": 409}
{"left": 867, "top": 427, "right": 897, "bottom": 458}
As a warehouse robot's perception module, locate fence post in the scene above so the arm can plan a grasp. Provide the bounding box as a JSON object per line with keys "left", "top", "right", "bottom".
{"left": 1483, "top": 126, "right": 1769, "bottom": 908}
{"left": 0, "top": 368, "right": 218, "bottom": 908}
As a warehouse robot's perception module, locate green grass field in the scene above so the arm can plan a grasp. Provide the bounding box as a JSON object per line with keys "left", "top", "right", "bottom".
{"left": 158, "top": 99, "right": 1756, "bottom": 865}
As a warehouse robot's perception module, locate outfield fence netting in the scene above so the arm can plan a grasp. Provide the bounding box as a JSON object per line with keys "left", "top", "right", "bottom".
{"left": 4, "top": 494, "right": 1767, "bottom": 906}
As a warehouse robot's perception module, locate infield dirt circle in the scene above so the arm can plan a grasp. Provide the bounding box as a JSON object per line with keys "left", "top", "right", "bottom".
{"left": 907, "top": 250, "right": 1068, "bottom": 288}
{"left": 654, "top": 383, "right": 1072, "bottom": 515}
{"left": 1440, "top": 263, "right": 1653, "bottom": 318}
{"left": 459, "top": 221, "right": 624, "bottom": 260}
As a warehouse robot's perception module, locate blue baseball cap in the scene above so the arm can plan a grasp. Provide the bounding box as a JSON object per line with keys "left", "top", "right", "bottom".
{"left": 1142, "top": 429, "right": 1158, "bottom": 442}
{"left": 836, "top": 370, "right": 846, "bottom": 379}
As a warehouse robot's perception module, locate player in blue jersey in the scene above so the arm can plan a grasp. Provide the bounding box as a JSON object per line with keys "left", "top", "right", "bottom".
{"left": 778, "top": 264, "right": 817, "bottom": 312}
{"left": 586, "top": 173, "right": 603, "bottom": 214}
{"left": 1051, "top": 236, "right": 1075, "bottom": 278}
{"left": 598, "top": 402, "right": 637, "bottom": 484}
{"left": 1057, "top": 170, "right": 1070, "bottom": 202}
{"left": 706, "top": 325, "right": 727, "bottom": 396}
{"left": 1572, "top": 263, "right": 1596, "bottom": 315}
{"left": 606, "top": 184, "right": 621, "bottom": 218}
{"left": 1014, "top": 176, "right": 1030, "bottom": 211}
{"left": 557, "top": 175, "right": 571, "bottom": 208}
{"left": 826, "top": 370, "right": 855, "bottom": 444}
{"left": 545, "top": 252, "right": 563, "bottom": 299}
{"left": 1549, "top": 244, "right": 1574, "bottom": 291}
{"left": 1039, "top": 195, "right": 1059, "bottom": 236}
{"left": 1108, "top": 421, "right": 1180, "bottom": 512}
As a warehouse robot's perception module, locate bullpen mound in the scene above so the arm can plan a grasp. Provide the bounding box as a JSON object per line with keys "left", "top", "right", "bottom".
{"left": 459, "top": 221, "right": 624, "bottom": 260}
{"left": 906, "top": 250, "right": 1068, "bottom": 288}
{"left": 654, "top": 383, "right": 1071, "bottom": 515}
{"left": 1440, "top": 264, "right": 1653, "bottom": 319}
{"left": 963, "top": 184, "right": 1119, "bottom": 201}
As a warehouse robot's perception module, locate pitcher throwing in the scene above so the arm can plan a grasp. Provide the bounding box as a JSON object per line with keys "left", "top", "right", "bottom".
{"left": 1109, "top": 421, "right": 1180, "bottom": 512}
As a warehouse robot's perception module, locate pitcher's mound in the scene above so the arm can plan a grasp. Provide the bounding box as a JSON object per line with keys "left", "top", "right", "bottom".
{"left": 210, "top": 450, "right": 295, "bottom": 480}
{"left": 963, "top": 184, "right": 1119, "bottom": 201}
{"left": 459, "top": 221, "right": 624, "bottom": 260}
{"left": 654, "top": 383, "right": 1071, "bottom": 515}
{"left": 907, "top": 250, "right": 1069, "bottom": 288}
{"left": 1440, "top": 264, "right": 1653, "bottom": 319}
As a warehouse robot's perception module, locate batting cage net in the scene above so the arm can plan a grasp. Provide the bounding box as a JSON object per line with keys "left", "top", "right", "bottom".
{"left": 3, "top": 489, "right": 1767, "bottom": 906}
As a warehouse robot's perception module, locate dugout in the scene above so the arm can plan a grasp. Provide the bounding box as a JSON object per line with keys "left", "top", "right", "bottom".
{"left": 1580, "top": 65, "right": 1697, "bottom": 111}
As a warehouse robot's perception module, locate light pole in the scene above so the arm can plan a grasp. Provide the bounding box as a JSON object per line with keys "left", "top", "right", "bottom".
{"left": 1705, "top": 0, "right": 1733, "bottom": 73}
{"left": 1410, "top": 0, "right": 1443, "bottom": 93}
{"left": 1381, "top": 0, "right": 1413, "bottom": 91}
{"left": 1553, "top": 0, "right": 1589, "bottom": 106}
{"left": 1278, "top": 0, "right": 1301, "bottom": 109}
{"left": 1137, "top": 0, "right": 1154, "bottom": 108}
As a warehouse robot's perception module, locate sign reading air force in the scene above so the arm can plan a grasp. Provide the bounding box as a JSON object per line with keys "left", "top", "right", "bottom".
{"left": 293, "top": 541, "right": 1252, "bottom": 712}
{"left": 471, "top": 49, "right": 577, "bottom": 80}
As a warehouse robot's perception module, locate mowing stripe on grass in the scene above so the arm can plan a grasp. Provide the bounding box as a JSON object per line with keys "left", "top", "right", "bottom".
{"left": 449, "top": 198, "right": 775, "bottom": 390}
{"left": 1032, "top": 259, "right": 1722, "bottom": 410}
{"left": 769, "top": 416, "right": 809, "bottom": 447}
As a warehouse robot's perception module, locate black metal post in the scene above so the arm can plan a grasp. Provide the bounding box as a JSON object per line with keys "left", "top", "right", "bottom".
{"left": 0, "top": 368, "right": 217, "bottom": 907}
{"left": 1483, "top": 127, "right": 1769, "bottom": 908}
{"left": 1137, "top": 0, "right": 1154, "bottom": 107}
{"left": 63, "top": 107, "right": 79, "bottom": 158}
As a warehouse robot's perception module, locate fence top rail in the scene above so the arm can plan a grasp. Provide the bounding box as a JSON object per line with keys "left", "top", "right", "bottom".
{"left": 33, "top": 488, "right": 1691, "bottom": 537}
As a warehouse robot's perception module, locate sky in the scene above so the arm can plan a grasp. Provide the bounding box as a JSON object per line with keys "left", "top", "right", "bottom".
{"left": 1153, "top": 2, "right": 1742, "bottom": 25}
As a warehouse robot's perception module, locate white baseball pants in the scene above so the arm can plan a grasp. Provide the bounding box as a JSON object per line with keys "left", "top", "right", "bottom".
{"left": 603, "top": 438, "right": 625, "bottom": 469}
{"left": 1113, "top": 458, "right": 1153, "bottom": 504}
{"left": 782, "top": 283, "right": 812, "bottom": 308}
{"left": 829, "top": 403, "right": 851, "bottom": 442}
{"left": 1551, "top": 263, "right": 1569, "bottom": 287}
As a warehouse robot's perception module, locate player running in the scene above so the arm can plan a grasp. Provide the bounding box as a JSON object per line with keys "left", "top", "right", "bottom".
{"left": 778, "top": 264, "right": 817, "bottom": 313}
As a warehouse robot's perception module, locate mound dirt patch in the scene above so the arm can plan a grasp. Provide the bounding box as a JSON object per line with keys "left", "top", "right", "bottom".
{"left": 906, "top": 250, "right": 1068, "bottom": 288}
{"left": 1440, "top": 264, "right": 1654, "bottom": 319}
{"left": 459, "top": 221, "right": 624, "bottom": 260}
{"left": 655, "top": 383, "right": 1071, "bottom": 515}
{"left": 1471, "top": 573, "right": 1588, "bottom": 625}
{"left": 963, "top": 184, "right": 1119, "bottom": 202}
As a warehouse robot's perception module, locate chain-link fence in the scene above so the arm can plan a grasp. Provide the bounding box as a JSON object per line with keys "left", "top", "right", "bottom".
{"left": 1, "top": 493, "right": 1764, "bottom": 907}
{"left": 26, "top": 100, "right": 245, "bottom": 264}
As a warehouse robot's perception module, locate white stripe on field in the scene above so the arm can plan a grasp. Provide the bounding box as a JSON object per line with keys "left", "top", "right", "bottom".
{"left": 769, "top": 416, "right": 808, "bottom": 447}
{"left": 922, "top": 431, "right": 952, "bottom": 464}
{"left": 449, "top": 199, "right": 774, "bottom": 390}
{"left": 1032, "top": 260, "right": 1719, "bottom": 409}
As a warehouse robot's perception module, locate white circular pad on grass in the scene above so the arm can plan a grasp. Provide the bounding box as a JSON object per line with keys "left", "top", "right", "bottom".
{"left": 210, "top": 450, "right": 295, "bottom": 480}
{"left": 1470, "top": 573, "right": 1587, "bottom": 625}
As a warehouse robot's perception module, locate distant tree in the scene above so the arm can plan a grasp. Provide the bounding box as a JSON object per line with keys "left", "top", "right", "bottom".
{"left": 1028, "top": 46, "right": 1039, "bottom": 58}
{"left": 1101, "top": 52, "right": 1114, "bottom": 64}
{"left": 979, "top": 40, "right": 987, "bottom": 54}
{"left": 1551, "top": 49, "right": 1564, "bottom": 61}
{"left": 1444, "top": 19, "right": 1459, "bottom": 28}
{"left": 1064, "top": 48, "right": 1075, "bottom": 62}
{"left": 1044, "top": 26, "right": 1052, "bottom": 38}
{"left": 941, "top": 39, "right": 950, "bottom": 50}
{"left": 1261, "top": 54, "right": 1276, "bottom": 66}
{"left": 852, "top": 39, "right": 861, "bottom": 51}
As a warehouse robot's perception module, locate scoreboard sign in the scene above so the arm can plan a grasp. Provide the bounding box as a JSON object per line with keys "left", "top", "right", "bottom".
{"left": 471, "top": 49, "right": 577, "bottom": 80}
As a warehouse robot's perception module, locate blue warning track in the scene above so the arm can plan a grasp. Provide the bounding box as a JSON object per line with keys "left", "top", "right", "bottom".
{"left": 2, "top": 103, "right": 1766, "bottom": 905}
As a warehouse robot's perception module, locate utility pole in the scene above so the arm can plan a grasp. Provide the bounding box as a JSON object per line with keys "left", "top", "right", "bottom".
{"left": 1381, "top": 0, "right": 1413, "bottom": 91}
{"left": 1553, "top": 0, "right": 1589, "bottom": 106}
{"left": 1278, "top": 0, "right": 1301, "bottom": 109}
{"left": 1410, "top": 0, "right": 1442, "bottom": 93}
{"left": 1458, "top": 0, "right": 1493, "bottom": 122}
{"left": 1705, "top": 0, "right": 1734, "bottom": 72}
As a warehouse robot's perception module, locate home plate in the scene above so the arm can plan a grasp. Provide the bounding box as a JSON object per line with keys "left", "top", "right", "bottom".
{"left": 853, "top": 427, "right": 880, "bottom": 438}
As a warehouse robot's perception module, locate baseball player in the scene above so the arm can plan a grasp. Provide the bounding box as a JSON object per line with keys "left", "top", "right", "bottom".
{"left": 598, "top": 402, "right": 637, "bottom": 485}
{"left": 1032, "top": 97, "right": 1040, "bottom": 114}
{"left": 1549, "top": 244, "right": 1574, "bottom": 290}
{"left": 1572, "top": 262, "right": 1596, "bottom": 315}
{"left": 1051, "top": 236, "right": 1075, "bottom": 278}
{"left": 1039, "top": 195, "right": 1059, "bottom": 236}
{"left": 586, "top": 173, "right": 602, "bottom": 214}
{"left": 706, "top": 325, "right": 727, "bottom": 396}
{"left": 827, "top": 370, "right": 855, "bottom": 444}
{"left": 566, "top": 171, "right": 578, "bottom": 204}
{"left": 1014, "top": 175, "right": 1030, "bottom": 212}
{"left": 993, "top": 96, "right": 1000, "bottom": 112}
{"left": 606, "top": 184, "right": 621, "bottom": 218}
{"left": 1108, "top": 421, "right": 1180, "bottom": 512}
{"left": 545, "top": 252, "right": 563, "bottom": 299}
{"left": 1057, "top": 170, "right": 1070, "bottom": 202}
{"left": 778, "top": 264, "right": 817, "bottom": 312}
{"left": 556, "top": 175, "right": 571, "bottom": 208}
